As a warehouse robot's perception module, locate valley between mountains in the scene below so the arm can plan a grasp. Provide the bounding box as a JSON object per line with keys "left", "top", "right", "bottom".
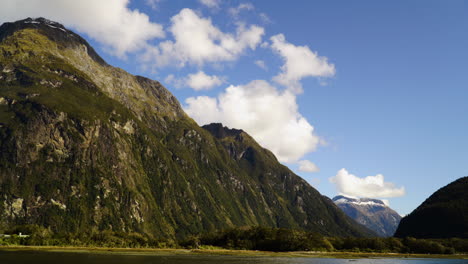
{"left": 0, "top": 18, "right": 466, "bottom": 256}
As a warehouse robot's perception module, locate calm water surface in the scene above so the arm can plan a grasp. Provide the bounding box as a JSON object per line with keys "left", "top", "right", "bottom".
{"left": 0, "top": 251, "right": 466, "bottom": 264}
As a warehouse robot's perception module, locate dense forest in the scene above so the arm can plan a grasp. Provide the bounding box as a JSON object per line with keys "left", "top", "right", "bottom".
{"left": 1, "top": 225, "right": 467, "bottom": 255}
{"left": 395, "top": 177, "right": 468, "bottom": 238}
{"left": 187, "top": 227, "right": 468, "bottom": 254}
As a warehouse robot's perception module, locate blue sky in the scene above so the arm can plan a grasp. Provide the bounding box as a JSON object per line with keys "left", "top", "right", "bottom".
{"left": 2, "top": 0, "right": 467, "bottom": 215}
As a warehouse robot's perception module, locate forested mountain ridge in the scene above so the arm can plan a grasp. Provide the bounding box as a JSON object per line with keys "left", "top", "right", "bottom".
{"left": 0, "top": 17, "right": 374, "bottom": 240}
{"left": 394, "top": 177, "right": 468, "bottom": 238}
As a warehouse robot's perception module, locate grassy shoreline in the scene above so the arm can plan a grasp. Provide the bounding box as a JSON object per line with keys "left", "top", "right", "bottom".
{"left": 0, "top": 245, "right": 466, "bottom": 259}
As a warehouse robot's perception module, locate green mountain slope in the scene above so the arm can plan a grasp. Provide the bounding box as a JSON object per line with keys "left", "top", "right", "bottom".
{"left": 202, "top": 123, "right": 375, "bottom": 237}
{"left": 394, "top": 177, "right": 468, "bottom": 238}
{"left": 0, "top": 18, "right": 374, "bottom": 240}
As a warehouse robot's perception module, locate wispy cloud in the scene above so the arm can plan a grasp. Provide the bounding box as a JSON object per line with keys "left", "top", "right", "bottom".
{"left": 198, "top": 0, "right": 220, "bottom": 9}
{"left": 298, "top": 160, "right": 320, "bottom": 173}
{"left": 145, "top": 0, "right": 161, "bottom": 10}
{"left": 229, "top": 3, "right": 254, "bottom": 17}
{"left": 259, "top": 13, "right": 272, "bottom": 24}
{"left": 254, "top": 60, "right": 267, "bottom": 70}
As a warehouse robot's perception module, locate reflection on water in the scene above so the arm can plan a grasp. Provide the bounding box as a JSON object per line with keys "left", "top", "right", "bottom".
{"left": 0, "top": 250, "right": 465, "bottom": 264}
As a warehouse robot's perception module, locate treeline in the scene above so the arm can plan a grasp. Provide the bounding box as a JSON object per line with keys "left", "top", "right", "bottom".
{"left": 0, "top": 225, "right": 175, "bottom": 248}
{"left": 1, "top": 225, "right": 468, "bottom": 254}
{"left": 181, "top": 226, "right": 333, "bottom": 252}
{"left": 328, "top": 236, "right": 466, "bottom": 254}
{"left": 181, "top": 226, "right": 468, "bottom": 254}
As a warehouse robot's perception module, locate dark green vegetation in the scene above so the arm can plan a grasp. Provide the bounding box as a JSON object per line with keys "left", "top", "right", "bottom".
{"left": 394, "top": 177, "right": 468, "bottom": 239}
{"left": 179, "top": 226, "right": 468, "bottom": 254}
{"left": 0, "top": 17, "right": 374, "bottom": 242}
{"left": 183, "top": 227, "right": 468, "bottom": 254}
{"left": 0, "top": 225, "right": 174, "bottom": 248}
{"left": 1, "top": 226, "right": 467, "bottom": 255}
{"left": 332, "top": 196, "right": 401, "bottom": 237}
{"left": 182, "top": 226, "right": 334, "bottom": 252}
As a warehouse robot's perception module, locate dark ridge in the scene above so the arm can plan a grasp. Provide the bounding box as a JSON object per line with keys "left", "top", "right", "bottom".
{"left": 0, "top": 17, "right": 107, "bottom": 66}
{"left": 394, "top": 176, "right": 468, "bottom": 238}
{"left": 202, "top": 123, "right": 243, "bottom": 139}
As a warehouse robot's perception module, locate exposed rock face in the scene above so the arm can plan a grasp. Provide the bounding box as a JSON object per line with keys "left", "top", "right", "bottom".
{"left": 0, "top": 18, "right": 375, "bottom": 239}
{"left": 332, "top": 195, "right": 401, "bottom": 237}
{"left": 202, "top": 123, "right": 243, "bottom": 139}
{"left": 394, "top": 177, "right": 468, "bottom": 238}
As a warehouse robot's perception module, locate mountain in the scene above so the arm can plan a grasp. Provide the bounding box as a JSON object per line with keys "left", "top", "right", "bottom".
{"left": 394, "top": 177, "right": 468, "bottom": 238}
{"left": 0, "top": 18, "right": 375, "bottom": 240}
{"left": 332, "top": 195, "right": 401, "bottom": 237}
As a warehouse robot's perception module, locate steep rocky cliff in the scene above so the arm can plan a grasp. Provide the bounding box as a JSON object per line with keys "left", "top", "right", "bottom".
{"left": 0, "top": 18, "right": 374, "bottom": 239}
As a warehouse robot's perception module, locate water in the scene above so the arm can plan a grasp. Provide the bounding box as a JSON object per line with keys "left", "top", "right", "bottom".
{"left": 0, "top": 250, "right": 466, "bottom": 264}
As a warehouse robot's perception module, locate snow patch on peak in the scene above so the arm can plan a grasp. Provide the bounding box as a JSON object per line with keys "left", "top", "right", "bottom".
{"left": 22, "top": 17, "right": 65, "bottom": 28}
{"left": 334, "top": 198, "right": 349, "bottom": 204}
{"left": 46, "top": 24, "right": 67, "bottom": 32}
{"left": 23, "top": 20, "right": 40, "bottom": 24}
{"left": 333, "top": 195, "right": 387, "bottom": 207}
{"left": 351, "top": 200, "right": 386, "bottom": 207}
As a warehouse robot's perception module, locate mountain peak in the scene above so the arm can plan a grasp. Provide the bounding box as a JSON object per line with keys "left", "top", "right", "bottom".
{"left": 0, "top": 17, "right": 186, "bottom": 125}
{"left": 0, "top": 17, "right": 107, "bottom": 66}
{"left": 332, "top": 195, "right": 401, "bottom": 237}
{"left": 21, "top": 17, "right": 67, "bottom": 29}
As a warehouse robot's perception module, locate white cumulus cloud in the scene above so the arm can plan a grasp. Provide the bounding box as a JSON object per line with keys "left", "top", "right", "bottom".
{"left": 164, "top": 71, "right": 224, "bottom": 91}
{"left": 298, "top": 160, "right": 320, "bottom": 173}
{"left": 184, "top": 96, "right": 220, "bottom": 122}
{"left": 329, "top": 168, "right": 405, "bottom": 198}
{"left": 143, "top": 8, "right": 264, "bottom": 68}
{"left": 184, "top": 80, "right": 321, "bottom": 163}
{"left": 186, "top": 71, "right": 224, "bottom": 91}
{"left": 0, "top": 0, "right": 165, "bottom": 57}
{"left": 270, "top": 34, "right": 336, "bottom": 93}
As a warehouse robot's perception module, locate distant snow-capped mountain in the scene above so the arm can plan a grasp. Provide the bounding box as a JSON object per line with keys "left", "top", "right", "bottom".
{"left": 333, "top": 195, "right": 402, "bottom": 237}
